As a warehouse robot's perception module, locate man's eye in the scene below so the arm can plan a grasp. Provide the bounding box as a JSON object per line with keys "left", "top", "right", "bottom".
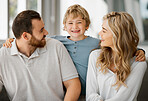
{"left": 40, "top": 29, "right": 44, "bottom": 32}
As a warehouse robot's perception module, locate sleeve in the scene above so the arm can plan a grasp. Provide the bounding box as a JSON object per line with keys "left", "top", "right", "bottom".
{"left": 0, "top": 74, "right": 3, "bottom": 92}
{"left": 0, "top": 50, "right": 4, "bottom": 92}
{"left": 105, "top": 61, "right": 147, "bottom": 101}
{"left": 86, "top": 51, "right": 103, "bottom": 101}
{"left": 58, "top": 43, "right": 78, "bottom": 81}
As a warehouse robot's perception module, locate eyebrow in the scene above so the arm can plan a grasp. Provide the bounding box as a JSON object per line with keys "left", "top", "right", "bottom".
{"left": 102, "top": 27, "right": 107, "bottom": 31}
{"left": 77, "top": 20, "right": 83, "bottom": 21}
{"left": 67, "top": 19, "right": 83, "bottom": 22}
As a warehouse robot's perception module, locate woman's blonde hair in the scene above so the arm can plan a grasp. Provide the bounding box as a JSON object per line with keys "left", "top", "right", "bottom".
{"left": 63, "top": 4, "right": 90, "bottom": 27}
{"left": 97, "top": 12, "right": 139, "bottom": 89}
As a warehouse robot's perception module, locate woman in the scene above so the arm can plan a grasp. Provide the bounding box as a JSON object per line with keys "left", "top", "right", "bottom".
{"left": 86, "top": 12, "right": 147, "bottom": 101}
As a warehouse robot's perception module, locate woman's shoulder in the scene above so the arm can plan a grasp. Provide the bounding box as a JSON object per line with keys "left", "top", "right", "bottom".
{"left": 89, "top": 49, "right": 101, "bottom": 58}
{"left": 90, "top": 49, "right": 101, "bottom": 54}
{"left": 131, "top": 60, "right": 147, "bottom": 72}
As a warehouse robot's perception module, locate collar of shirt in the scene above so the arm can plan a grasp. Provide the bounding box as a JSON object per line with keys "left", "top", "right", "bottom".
{"left": 10, "top": 39, "right": 47, "bottom": 59}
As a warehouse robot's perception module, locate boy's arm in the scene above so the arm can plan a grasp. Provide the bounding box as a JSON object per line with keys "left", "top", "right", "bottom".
{"left": 3, "top": 38, "right": 14, "bottom": 48}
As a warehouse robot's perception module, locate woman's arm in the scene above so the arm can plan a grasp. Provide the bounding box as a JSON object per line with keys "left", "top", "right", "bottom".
{"left": 86, "top": 50, "right": 103, "bottom": 101}
{"left": 105, "top": 61, "right": 147, "bottom": 101}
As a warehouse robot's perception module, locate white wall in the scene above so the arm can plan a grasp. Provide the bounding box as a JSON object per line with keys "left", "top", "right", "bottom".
{"left": 60, "top": 0, "right": 108, "bottom": 38}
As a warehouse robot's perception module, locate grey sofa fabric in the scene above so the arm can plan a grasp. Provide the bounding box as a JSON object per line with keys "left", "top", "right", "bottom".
{"left": 137, "top": 60, "right": 148, "bottom": 101}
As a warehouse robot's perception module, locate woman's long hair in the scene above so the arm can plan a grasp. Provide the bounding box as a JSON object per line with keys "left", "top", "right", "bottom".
{"left": 97, "top": 12, "right": 139, "bottom": 89}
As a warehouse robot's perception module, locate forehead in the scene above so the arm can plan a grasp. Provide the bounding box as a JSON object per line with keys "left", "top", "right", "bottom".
{"left": 67, "top": 14, "right": 83, "bottom": 21}
{"left": 102, "top": 19, "right": 108, "bottom": 26}
{"left": 32, "top": 19, "right": 44, "bottom": 28}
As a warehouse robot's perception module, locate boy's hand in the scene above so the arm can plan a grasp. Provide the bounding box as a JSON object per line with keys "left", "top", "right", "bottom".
{"left": 3, "top": 38, "right": 14, "bottom": 48}
{"left": 135, "top": 50, "right": 146, "bottom": 61}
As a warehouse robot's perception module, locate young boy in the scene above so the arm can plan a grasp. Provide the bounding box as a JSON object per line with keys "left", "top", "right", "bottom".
{"left": 3, "top": 4, "right": 145, "bottom": 101}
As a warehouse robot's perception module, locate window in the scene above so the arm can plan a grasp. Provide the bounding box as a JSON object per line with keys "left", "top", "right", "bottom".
{"left": 0, "top": 0, "right": 41, "bottom": 40}
{"left": 140, "top": 0, "right": 148, "bottom": 41}
{"left": 9, "top": 0, "right": 40, "bottom": 38}
{"left": 0, "top": 0, "right": 8, "bottom": 40}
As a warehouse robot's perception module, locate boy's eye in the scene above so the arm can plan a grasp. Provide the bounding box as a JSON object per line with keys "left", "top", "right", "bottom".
{"left": 68, "top": 22, "right": 73, "bottom": 24}
{"left": 77, "top": 22, "right": 82, "bottom": 24}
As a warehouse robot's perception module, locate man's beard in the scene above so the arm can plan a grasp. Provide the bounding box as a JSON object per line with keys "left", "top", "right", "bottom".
{"left": 29, "top": 35, "right": 46, "bottom": 48}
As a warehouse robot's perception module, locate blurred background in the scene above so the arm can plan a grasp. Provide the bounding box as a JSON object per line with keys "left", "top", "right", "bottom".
{"left": 0, "top": 0, "right": 147, "bottom": 101}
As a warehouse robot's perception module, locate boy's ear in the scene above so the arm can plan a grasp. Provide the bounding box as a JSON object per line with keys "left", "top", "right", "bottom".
{"left": 63, "top": 25, "right": 67, "bottom": 31}
{"left": 86, "top": 26, "right": 89, "bottom": 30}
{"left": 21, "top": 32, "right": 31, "bottom": 40}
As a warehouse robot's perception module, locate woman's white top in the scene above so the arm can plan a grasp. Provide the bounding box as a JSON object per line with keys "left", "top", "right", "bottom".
{"left": 86, "top": 49, "right": 147, "bottom": 101}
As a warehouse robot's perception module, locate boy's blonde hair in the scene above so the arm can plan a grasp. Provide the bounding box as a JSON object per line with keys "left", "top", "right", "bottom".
{"left": 63, "top": 4, "right": 90, "bottom": 27}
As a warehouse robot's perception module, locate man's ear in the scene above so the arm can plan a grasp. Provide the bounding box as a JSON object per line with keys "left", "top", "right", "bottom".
{"left": 21, "top": 32, "right": 31, "bottom": 40}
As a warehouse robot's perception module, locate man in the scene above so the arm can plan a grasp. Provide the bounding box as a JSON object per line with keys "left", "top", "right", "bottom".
{"left": 0, "top": 10, "right": 81, "bottom": 101}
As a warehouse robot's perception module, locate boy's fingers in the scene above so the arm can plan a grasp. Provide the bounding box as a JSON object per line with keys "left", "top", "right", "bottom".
{"left": 135, "top": 55, "right": 146, "bottom": 61}
{"left": 135, "top": 51, "right": 139, "bottom": 56}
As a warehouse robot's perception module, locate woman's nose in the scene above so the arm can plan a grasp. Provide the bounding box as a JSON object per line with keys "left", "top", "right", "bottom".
{"left": 98, "top": 31, "right": 101, "bottom": 35}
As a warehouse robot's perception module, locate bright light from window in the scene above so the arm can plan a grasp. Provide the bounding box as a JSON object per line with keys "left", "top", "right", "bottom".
{"left": 0, "top": 0, "right": 8, "bottom": 40}
{"left": 60, "top": 0, "right": 108, "bottom": 38}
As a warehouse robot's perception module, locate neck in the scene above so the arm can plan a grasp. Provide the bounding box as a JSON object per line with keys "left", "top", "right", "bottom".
{"left": 69, "top": 35, "right": 87, "bottom": 41}
{"left": 16, "top": 39, "right": 36, "bottom": 57}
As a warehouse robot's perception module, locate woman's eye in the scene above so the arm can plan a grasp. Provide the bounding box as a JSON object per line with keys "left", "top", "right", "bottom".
{"left": 103, "top": 30, "right": 106, "bottom": 33}
{"left": 68, "top": 23, "right": 73, "bottom": 24}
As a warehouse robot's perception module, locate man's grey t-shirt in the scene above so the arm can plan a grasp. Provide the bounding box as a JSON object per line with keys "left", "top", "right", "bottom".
{"left": 0, "top": 38, "right": 78, "bottom": 101}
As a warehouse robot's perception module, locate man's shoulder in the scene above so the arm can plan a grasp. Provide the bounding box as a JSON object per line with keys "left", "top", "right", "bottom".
{"left": 50, "top": 35, "right": 66, "bottom": 40}
{"left": 46, "top": 37, "right": 63, "bottom": 45}
{"left": 0, "top": 47, "right": 10, "bottom": 55}
{"left": 0, "top": 47, "right": 11, "bottom": 62}
{"left": 45, "top": 38, "right": 64, "bottom": 50}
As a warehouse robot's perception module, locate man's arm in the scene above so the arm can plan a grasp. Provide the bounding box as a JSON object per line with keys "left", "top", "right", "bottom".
{"left": 63, "top": 78, "right": 81, "bottom": 101}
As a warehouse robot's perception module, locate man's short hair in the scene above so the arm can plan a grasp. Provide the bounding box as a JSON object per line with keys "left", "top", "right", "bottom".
{"left": 12, "top": 10, "right": 41, "bottom": 39}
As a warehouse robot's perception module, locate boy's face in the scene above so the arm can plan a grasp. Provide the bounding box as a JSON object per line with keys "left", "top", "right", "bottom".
{"left": 64, "top": 15, "right": 88, "bottom": 40}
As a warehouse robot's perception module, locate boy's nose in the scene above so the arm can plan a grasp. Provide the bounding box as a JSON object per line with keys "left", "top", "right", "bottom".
{"left": 73, "top": 23, "right": 78, "bottom": 28}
